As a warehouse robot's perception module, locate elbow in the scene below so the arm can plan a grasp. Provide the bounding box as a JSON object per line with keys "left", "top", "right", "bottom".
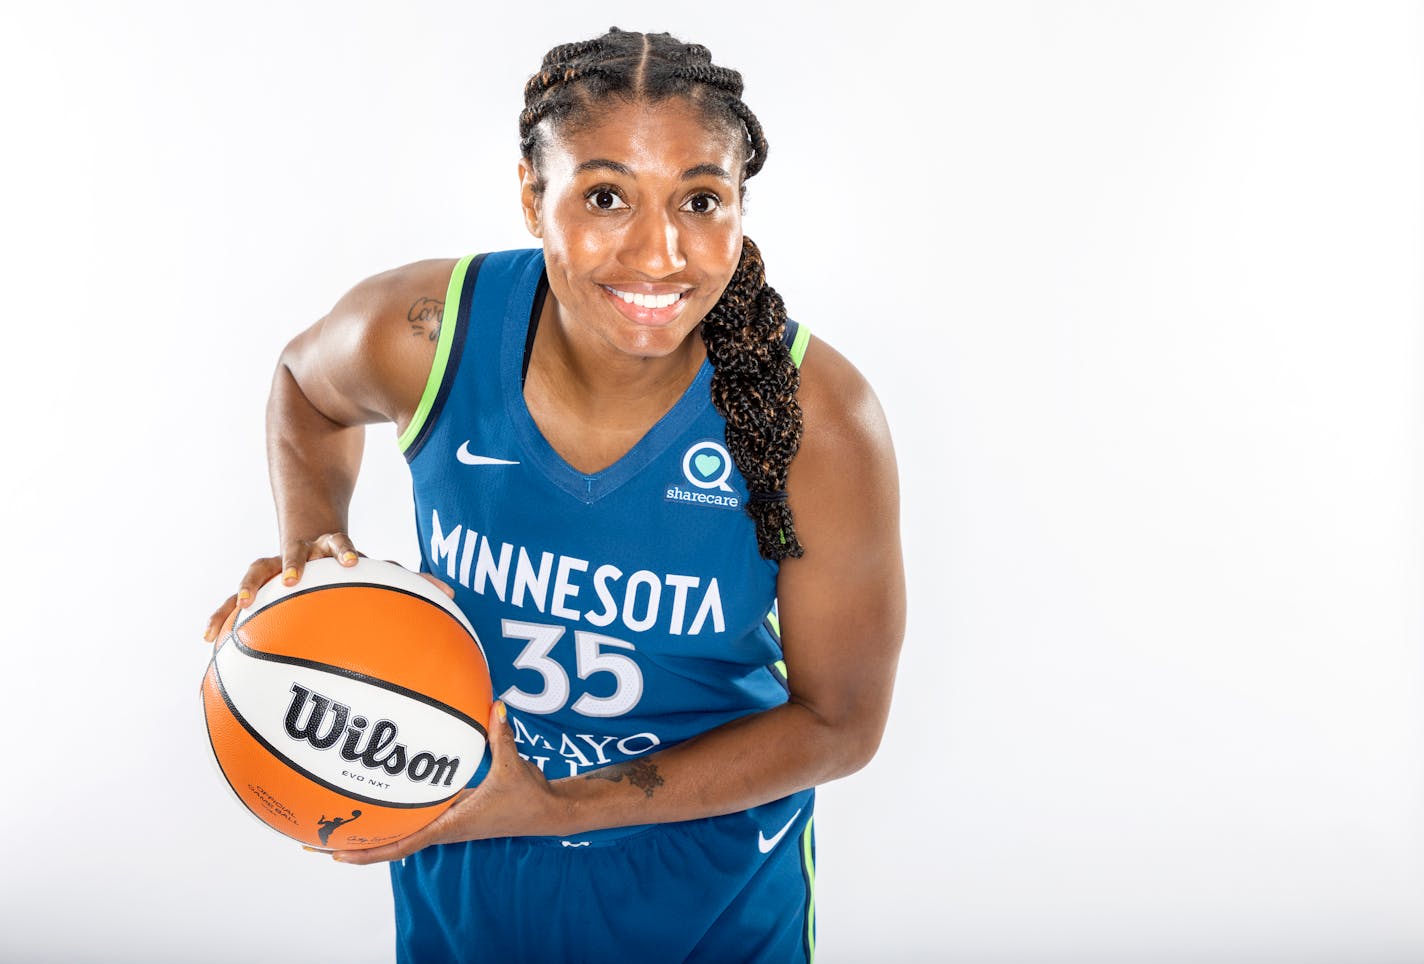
{"left": 799, "top": 701, "right": 889, "bottom": 782}
{"left": 838, "top": 720, "right": 886, "bottom": 778}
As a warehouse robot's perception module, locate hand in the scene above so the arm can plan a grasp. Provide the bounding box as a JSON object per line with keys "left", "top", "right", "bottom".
{"left": 202, "top": 533, "right": 453, "bottom": 643}
{"left": 202, "top": 532, "right": 359, "bottom": 643}
{"left": 327, "top": 701, "right": 568, "bottom": 865}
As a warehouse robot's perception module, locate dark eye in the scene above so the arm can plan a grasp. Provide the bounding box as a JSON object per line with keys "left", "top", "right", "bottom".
{"left": 683, "top": 193, "right": 720, "bottom": 215}
{"left": 588, "top": 188, "right": 627, "bottom": 211}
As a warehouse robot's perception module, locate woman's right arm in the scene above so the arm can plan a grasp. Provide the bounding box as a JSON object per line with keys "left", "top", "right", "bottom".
{"left": 203, "top": 258, "right": 460, "bottom": 642}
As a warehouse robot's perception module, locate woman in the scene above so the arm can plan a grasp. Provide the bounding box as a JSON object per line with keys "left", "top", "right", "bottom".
{"left": 205, "top": 27, "right": 904, "bottom": 963}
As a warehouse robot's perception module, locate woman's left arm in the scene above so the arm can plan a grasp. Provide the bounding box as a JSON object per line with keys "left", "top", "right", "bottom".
{"left": 336, "top": 338, "right": 904, "bottom": 863}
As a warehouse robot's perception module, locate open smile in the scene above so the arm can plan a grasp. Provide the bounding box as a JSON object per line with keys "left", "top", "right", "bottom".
{"left": 600, "top": 285, "right": 691, "bottom": 326}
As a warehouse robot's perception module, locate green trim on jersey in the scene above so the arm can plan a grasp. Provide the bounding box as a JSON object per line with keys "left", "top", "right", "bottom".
{"left": 789, "top": 322, "right": 812, "bottom": 368}
{"left": 801, "top": 818, "right": 817, "bottom": 961}
{"left": 398, "top": 254, "right": 477, "bottom": 454}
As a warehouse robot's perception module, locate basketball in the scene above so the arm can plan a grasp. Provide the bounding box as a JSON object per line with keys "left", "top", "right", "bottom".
{"left": 202, "top": 558, "right": 492, "bottom": 851}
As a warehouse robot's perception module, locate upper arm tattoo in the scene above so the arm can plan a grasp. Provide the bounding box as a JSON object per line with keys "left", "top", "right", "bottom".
{"left": 408, "top": 297, "right": 444, "bottom": 341}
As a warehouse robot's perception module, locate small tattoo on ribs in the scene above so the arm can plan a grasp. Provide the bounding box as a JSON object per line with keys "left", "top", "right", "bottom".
{"left": 408, "top": 297, "right": 443, "bottom": 340}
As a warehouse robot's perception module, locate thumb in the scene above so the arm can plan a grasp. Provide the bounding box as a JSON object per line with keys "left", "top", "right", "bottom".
{"left": 486, "top": 700, "right": 517, "bottom": 768}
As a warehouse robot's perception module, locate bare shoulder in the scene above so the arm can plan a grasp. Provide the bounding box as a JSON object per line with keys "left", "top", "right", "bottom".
{"left": 780, "top": 330, "right": 901, "bottom": 584}
{"left": 331, "top": 258, "right": 460, "bottom": 339}
{"left": 283, "top": 258, "right": 461, "bottom": 429}
{"left": 791, "top": 335, "right": 896, "bottom": 484}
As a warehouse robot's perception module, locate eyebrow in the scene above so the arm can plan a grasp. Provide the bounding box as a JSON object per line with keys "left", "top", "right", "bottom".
{"left": 574, "top": 159, "right": 732, "bottom": 181}
{"left": 575, "top": 159, "right": 634, "bottom": 177}
{"left": 682, "top": 163, "right": 732, "bottom": 180}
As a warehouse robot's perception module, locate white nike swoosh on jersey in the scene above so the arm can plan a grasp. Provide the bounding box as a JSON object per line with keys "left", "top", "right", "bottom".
{"left": 456, "top": 441, "right": 519, "bottom": 466}
{"left": 757, "top": 807, "right": 803, "bottom": 854}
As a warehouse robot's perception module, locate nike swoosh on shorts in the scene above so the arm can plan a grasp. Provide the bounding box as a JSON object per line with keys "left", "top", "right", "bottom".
{"left": 456, "top": 441, "right": 519, "bottom": 466}
{"left": 757, "top": 807, "right": 803, "bottom": 854}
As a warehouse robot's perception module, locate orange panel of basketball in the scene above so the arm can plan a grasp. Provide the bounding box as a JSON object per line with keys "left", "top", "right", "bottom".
{"left": 235, "top": 585, "right": 489, "bottom": 712}
{"left": 202, "top": 558, "right": 492, "bottom": 852}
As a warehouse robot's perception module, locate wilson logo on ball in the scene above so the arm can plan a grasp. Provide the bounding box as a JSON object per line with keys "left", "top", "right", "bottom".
{"left": 284, "top": 683, "right": 462, "bottom": 787}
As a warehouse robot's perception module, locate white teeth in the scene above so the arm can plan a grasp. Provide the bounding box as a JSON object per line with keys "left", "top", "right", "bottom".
{"left": 608, "top": 287, "right": 681, "bottom": 309}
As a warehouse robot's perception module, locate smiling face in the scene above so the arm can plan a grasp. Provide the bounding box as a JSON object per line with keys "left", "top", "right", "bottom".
{"left": 519, "top": 97, "right": 745, "bottom": 360}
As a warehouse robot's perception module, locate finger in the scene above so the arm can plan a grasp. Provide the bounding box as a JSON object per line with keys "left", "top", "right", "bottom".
{"left": 239, "top": 556, "right": 283, "bottom": 603}
{"left": 332, "top": 841, "right": 405, "bottom": 865}
{"left": 333, "top": 822, "right": 433, "bottom": 866}
{"left": 484, "top": 702, "right": 541, "bottom": 783}
{"left": 334, "top": 787, "right": 475, "bottom": 865}
{"left": 419, "top": 572, "right": 456, "bottom": 599}
{"left": 486, "top": 700, "right": 515, "bottom": 768}
{"left": 279, "top": 540, "right": 311, "bottom": 586}
{"left": 314, "top": 532, "right": 362, "bottom": 568}
{"left": 204, "top": 594, "right": 239, "bottom": 643}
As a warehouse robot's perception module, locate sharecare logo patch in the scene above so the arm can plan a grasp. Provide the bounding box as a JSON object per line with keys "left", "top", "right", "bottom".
{"left": 666, "top": 440, "right": 740, "bottom": 510}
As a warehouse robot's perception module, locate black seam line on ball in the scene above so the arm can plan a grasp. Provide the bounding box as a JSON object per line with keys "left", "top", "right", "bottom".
{"left": 225, "top": 632, "right": 489, "bottom": 737}
{"left": 211, "top": 656, "right": 465, "bottom": 811}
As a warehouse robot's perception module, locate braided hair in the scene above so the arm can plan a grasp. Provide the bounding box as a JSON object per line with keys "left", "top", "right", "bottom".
{"left": 520, "top": 28, "right": 805, "bottom": 560}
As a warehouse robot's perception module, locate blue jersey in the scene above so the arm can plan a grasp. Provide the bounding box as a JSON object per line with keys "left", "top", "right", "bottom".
{"left": 405, "top": 249, "right": 800, "bottom": 815}
{"left": 391, "top": 249, "right": 816, "bottom": 962}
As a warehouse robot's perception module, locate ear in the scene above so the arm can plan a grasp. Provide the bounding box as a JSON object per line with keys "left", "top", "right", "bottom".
{"left": 518, "top": 159, "right": 543, "bottom": 238}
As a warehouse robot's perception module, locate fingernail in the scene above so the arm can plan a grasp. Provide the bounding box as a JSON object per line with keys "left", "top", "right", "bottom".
{"left": 238, "top": 589, "right": 251, "bottom": 601}
{"left": 496, "top": 700, "right": 507, "bottom": 723}
{"left": 302, "top": 846, "right": 322, "bottom": 853}
{"left": 283, "top": 568, "right": 298, "bottom": 583}
{"left": 341, "top": 551, "right": 356, "bottom": 564}
{"left": 332, "top": 854, "right": 347, "bottom": 863}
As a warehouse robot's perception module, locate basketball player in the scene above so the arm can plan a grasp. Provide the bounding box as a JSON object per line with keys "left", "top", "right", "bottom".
{"left": 205, "top": 28, "right": 905, "bottom": 962}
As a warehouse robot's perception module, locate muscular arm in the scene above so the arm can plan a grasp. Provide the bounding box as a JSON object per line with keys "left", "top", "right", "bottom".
{"left": 267, "top": 262, "right": 456, "bottom": 552}
{"left": 204, "top": 259, "right": 459, "bottom": 638}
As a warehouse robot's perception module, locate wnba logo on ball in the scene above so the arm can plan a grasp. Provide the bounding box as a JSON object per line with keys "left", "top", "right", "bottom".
{"left": 666, "top": 440, "right": 741, "bottom": 510}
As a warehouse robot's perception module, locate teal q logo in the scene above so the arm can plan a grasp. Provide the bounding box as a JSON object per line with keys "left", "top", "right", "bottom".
{"left": 682, "top": 441, "right": 734, "bottom": 492}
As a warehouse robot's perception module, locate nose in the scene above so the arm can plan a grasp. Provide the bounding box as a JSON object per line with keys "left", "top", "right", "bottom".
{"left": 618, "top": 205, "right": 686, "bottom": 278}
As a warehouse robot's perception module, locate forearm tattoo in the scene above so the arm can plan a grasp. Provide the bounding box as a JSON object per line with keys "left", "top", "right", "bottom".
{"left": 408, "top": 297, "right": 443, "bottom": 341}
{"left": 584, "top": 760, "right": 665, "bottom": 799}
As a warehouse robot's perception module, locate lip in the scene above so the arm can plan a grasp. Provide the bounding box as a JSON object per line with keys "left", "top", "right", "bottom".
{"left": 599, "top": 284, "right": 692, "bottom": 327}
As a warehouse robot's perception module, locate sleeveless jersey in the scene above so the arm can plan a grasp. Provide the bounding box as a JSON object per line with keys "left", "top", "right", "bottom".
{"left": 400, "top": 248, "right": 810, "bottom": 842}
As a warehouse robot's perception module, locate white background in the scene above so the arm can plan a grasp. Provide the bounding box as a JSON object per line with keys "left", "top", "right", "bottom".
{"left": 2, "top": 2, "right": 1421, "bottom": 962}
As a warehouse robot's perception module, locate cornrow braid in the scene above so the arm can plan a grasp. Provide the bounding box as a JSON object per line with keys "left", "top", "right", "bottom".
{"left": 674, "top": 43, "right": 713, "bottom": 64}
{"left": 725, "top": 98, "right": 769, "bottom": 179}
{"left": 539, "top": 38, "right": 605, "bottom": 68}
{"left": 522, "top": 62, "right": 612, "bottom": 104}
{"left": 521, "top": 29, "right": 804, "bottom": 560}
{"left": 668, "top": 64, "right": 744, "bottom": 98}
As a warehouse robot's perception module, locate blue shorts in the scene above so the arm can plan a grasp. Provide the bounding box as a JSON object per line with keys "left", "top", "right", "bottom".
{"left": 389, "top": 789, "right": 815, "bottom": 963}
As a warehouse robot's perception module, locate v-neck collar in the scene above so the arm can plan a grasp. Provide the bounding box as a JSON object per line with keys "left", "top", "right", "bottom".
{"left": 501, "top": 252, "right": 714, "bottom": 505}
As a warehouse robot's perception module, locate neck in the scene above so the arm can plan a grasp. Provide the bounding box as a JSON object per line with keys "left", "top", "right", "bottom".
{"left": 526, "top": 293, "right": 706, "bottom": 430}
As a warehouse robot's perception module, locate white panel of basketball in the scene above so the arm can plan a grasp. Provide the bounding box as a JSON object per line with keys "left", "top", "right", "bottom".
{"left": 213, "top": 640, "right": 486, "bottom": 807}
